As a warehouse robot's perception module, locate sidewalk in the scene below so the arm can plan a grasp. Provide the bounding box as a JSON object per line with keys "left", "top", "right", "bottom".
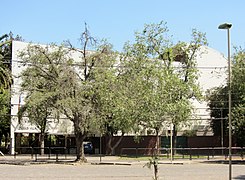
{"left": 0, "top": 154, "right": 214, "bottom": 166}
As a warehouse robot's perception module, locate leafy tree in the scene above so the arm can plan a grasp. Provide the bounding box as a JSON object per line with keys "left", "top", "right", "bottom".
{"left": 231, "top": 48, "right": 245, "bottom": 146}
{"left": 18, "top": 92, "right": 55, "bottom": 155}
{"left": 121, "top": 22, "right": 207, "bottom": 151}
{"left": 0, "top": 32, "right": 22, "bottom": 89}
{"left": 18, "top": 44, "right": 69, "bottom": 154}
{"left": 207, "top": 86, "right": 228, "bottom": 137}
{"left": 0, "top": 89, "right": 10, "bottom": 148}
{"left": 18, "top": 26, "right": 118, "bottom": 161}
{"left": 0, "top": 34, "right": 11, "bottom": 147}
{"left": 0, "top": 34, "right": 11, "bottom": 89}
{"left": 58, "top": 26, "right": 120, "bottom": 161}
{"left": 0, "top": 32, "right": 22, "bottom": 148}
{"left": 169, "top": 30, "right": 207, "bottom": 151}
{"left": 92, "top": 54, "right": 138, "bottom": 155}
{"left": 232, "top": 105, "right": 245, "bottom": 146}
{"left": 208, "top": 47, "right": 245, "bottom": 146}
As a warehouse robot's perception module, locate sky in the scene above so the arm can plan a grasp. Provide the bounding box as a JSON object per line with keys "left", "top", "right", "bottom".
{"left": 1, "top": 0, "right": 245, "bottom": 55}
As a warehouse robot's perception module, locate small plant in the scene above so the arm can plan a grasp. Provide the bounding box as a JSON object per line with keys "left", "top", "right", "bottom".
{"left": 144, "top": 156, "right": 159, "bottom": 180}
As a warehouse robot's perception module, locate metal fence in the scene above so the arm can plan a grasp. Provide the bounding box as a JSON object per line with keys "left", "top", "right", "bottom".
{"left": 13, "top": 146, "right": 77, "bottom": 162}
{"left": 121, "top": 147, "right": 244, "bottom": 160}
{"left": 7, "top": 146, "right": 245, "bottom": 161}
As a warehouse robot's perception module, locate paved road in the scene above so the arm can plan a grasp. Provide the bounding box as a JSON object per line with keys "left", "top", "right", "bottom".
{"left": 0, "top": 155, "right": 244, "bottom": 179}
{"left": 0, "top": 162, "right": 244, "bottom": 179}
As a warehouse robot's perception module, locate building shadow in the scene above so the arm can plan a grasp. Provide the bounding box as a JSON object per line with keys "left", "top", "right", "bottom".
{"left": 233, "top": 175, "right": 245, "bottom": 179}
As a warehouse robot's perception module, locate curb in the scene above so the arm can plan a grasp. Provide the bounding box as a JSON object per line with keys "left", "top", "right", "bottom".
{"left": 91, "top": 162, "right": 132, "bottom": 166}
{"left": 0, "top": 161, "right": 30, "bottom": 166}
{"left": 158, "top": 162, "right": 184, "bottom": 165}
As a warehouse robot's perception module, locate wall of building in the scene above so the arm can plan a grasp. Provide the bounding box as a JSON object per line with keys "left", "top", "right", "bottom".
{"left": 10, "top": 41, "right": 228, "bottom": 154}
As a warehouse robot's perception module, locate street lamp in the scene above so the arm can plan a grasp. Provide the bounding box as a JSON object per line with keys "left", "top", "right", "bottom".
{"left": 218, "top": 22, "right": 232, "bottom": 180}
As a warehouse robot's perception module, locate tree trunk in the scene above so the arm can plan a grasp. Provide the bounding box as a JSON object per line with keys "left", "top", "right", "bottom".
{"left": 39, "top": 133, "right": 45, "bottom": 155}
{"left": 172, "top": 125, "right": 177, "bottom": 155}
{"left": 155, "top": 129, "right": 159, "bottom": 156}
{"left": 75, "top": 133, "right": 87, "bottom": 163}
{"left": 0, "top": 133, "right": 2, "bottom": 148}
{"left": 1, "top": 132, "right": 8, "bottom": 150}
{"left": 4, "top": 133, "right": 9, "bottom": 150}
{"left": 106, "top": 133, "right": 124, "bottom": 155}
{"left": 72, "top": 115, "right": 87, "bottom": 163}
{"left": 154, "top": 161, "right": 158, "bottom": 180}
{"left": 106, "top": 134, "right": 113, "bottom": 155}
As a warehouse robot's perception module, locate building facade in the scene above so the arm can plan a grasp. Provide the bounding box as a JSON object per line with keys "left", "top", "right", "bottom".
{"left": 10, "top": 41, "right": 228, "bottom": 154}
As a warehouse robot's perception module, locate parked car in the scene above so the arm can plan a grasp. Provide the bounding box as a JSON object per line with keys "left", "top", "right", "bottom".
{"left": 83, "top": 142, "right": 93, "bottom": 154}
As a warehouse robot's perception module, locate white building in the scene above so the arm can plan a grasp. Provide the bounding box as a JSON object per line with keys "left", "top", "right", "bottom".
{"left": 10, "top": 41, "right": 74, "bottom": 154}
{"left": 10, "top": 41, "right": 227, "bottom": 154}
{"left": 189, "top": 46, "right": 227, "bottom": 135}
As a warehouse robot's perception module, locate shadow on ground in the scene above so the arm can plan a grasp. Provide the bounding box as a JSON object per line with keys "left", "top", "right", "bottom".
{"left": 233, "top": 175, "right": 245, "bottom": 179}
{"left": 202, "top": 160, "right": 245, "bottom": 165}
{"left": 0, "top": 159, "right": 77, "bottom": 166}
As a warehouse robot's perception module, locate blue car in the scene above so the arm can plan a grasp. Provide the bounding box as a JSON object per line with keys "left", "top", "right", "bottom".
{"left": 83, "top": 142, "right": 93, "bottom": 154}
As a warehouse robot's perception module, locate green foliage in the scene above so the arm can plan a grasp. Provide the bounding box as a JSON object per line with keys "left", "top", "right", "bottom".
{"left": 17, "top": 22, "right": 208, "bottom": 159}
{"left": 232, "top": 105, "right": 245, "bottom": 146}
{"left": 18, "top": 44, "right": 68, "bottom": 154}
{"left": 121, "top": 21, "right": 206, "bottom": 136}
{"left": 231, "top": 48, "right": 245, "bottom": 146}
{"left": 18, "top": 44, "right": 69, "bottom": 134}
{"left": 0, "top": 33, "right": 12, "bottom": 90}
{"left": 18, "top": 92, "right": 54, "bottom": 132}
{"left": 0, "top": 89, "right": 10, "bottom": 136}
{"left": 182, "top": 129, "right": 197, "bottom": 137}
{"left": 93, "top": 56, "right": 133, "bottom": 135}
{"left": 0, "top": 32, "right": 22, "bottom": 90}
{"left": 0, "top": 32, "right": 22, "bottom": 143}
{"left": 18, "top": 26, "right": 121, "bottom": 160}
{"left": 208, "top": 86, "right": 228, "bottom": 136}
{"left": 208, "top": 47, "right": 245, "bottom": 146}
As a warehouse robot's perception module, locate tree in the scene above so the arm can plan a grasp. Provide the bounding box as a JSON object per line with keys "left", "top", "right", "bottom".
{"left": 0, "top": 34, "right": 12, "bottom": 89}
{"left": 18, "top": 25, "right": 118, "bottom": 162}
{"left": 170, "top": 30, "right": 207, "bottom": 151}
{"left": 207, "top": 86, "right": 228, "bottom": 137}
{"left": 208, "top": 47, "right": 245, "bottom": 146}
{"left": 0, "top": 89, "right": 10, "bottom": 148}
{"left": 0, "top": 32, "right": 22, "bottom": 89}
{"left": 18, "top": 44, "right": 68, "bottom": 155}
{"left": 0, "top": 32, "right": 22, "bottom": 148}
{"left": 93, "top": 55, "right": 138, "bottom": 155}
{"left": 231, "top": 48, "right": 245, "bottom": 146}
{"left": 18, "top": 92, "right": 55, "bottom": 155}
{"left": 121, "top": 22, "right": 207, "bottom": 152}
{"left": 232, "top": 105, "right": 245, "bottom": 146}
{"left": 0, "top": 34, "right": 11, "bottom": 148}
{"left": 57, "top": 26, "right": 120, "bottom": 161}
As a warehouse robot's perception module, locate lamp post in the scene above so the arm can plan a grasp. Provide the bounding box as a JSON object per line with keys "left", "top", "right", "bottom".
{"left": 170, "top": 122, "right": 173, "bottom": 163}
{"left": 221, "top": 109, "right": 224, "bottom": 155}
{"left": 218, "top": 22, "right": 232, "bottom": 180}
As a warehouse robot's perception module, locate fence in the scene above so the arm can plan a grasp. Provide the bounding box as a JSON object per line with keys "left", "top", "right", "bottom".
{"left": 121, "top": 147, "right": 244, "bottom": 160}
{"left": 8, "top": 146, "right": 245, "bottom": 161}
{"left": 13, "top": 146, "right": 77, "bottom": 162}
